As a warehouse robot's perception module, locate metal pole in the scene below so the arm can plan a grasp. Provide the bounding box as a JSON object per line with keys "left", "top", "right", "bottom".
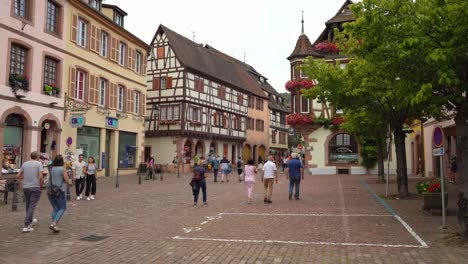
{"left": 177, "top": 161, "right": 180, "bottom": 178}
{"left": 160, "top": 164, "right": 164, "bottom": 181}
{"left": 116, "top": 168, "right": 120, "bottom": 188}
{"left": 138, "top": 167, "right": 141, "bottom": 185}
{"left": 386, "top": 161, "right": 390, "bottom": 198}
{"left": 12, "top": 180, "right": 18, "bottom": 211}
{"left": 440, "top": 156, "right": 446, "bottom": 229}
{"left": 66, "top": 183, "right": 71, "bottom": 201}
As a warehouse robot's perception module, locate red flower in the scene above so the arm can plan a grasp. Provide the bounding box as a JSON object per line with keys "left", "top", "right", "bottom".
{"left": 285, "top": 79, "right": 315, "bottom": 92}
{"left": 331, "top": 116, "right": 346, "bottom": 126}
{"left": 286, "top": 113, "right": 315, "bottom": 125}
{"left": 314, "top": 41, "right": 339, "bottom": 54}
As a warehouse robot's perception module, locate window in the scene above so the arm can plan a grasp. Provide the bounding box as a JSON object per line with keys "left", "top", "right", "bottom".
{"left": 194, "top": 78, "right": 204, "bottom": 92}
{"left": 300, "top": 69, "right": 307, "bottom": 78}
{"left": 44, "top": 57, "right": 58, "bottom": 85}
{"left": 160, "top": 105, "right": 180, "bottom": 120}
{"left": 134, "top": 91, "right": 140, "bottom": 114}
{"left": 256, "top": 98, "right": 263, "bottom": 110}
{"left": 114, "top": 13, "right": 123, "bottom": 27}
{"left": 135, "top": 51, "right": 142, "bottom": 73}
{"left": 160, "top": 77, "right": 167, "bottom": 89}
{"left": 300, "top": 95, "right": 310, "bottom": 113}
{"left": 246, "top": 117, "right": 254, "bottom": 130}
{"left": 188, "top": 107, "right": 201, "bottom": 121}
{"left": 75, "top": 70, "right": 86, "bottom": 101}
{"left": 237, "top": 93, "right": 243, "bottom": 105}
{"left": 247, "top": 96, "right": 255, "bottom": 108}
{"left": 88, "top": 0, "right": 101, "bottom": 10}
{"left": 98, "top": 78, "right": 106, "bottom": 107}
{"left": 77, "top": 18, "right": 87, "bottom": 47}
{"left": 118, "top": 42, "right": 126, "bottom": 66}
{"left": 46, "top": 1, "right": 59, "bottom": 33}
{"left": 279, "top": 132, "right": 286, "bottom": 144}
{"left": 280, "top": 113, "right": 286, "bottom": 124}
{"left": 10, "top": 44, "right": 27, "bottom": 76}
{"left": 117, "top": 85, "right": 124, "bottom": 111}
{"left": 218, "top": 86, "right": 225, "bottom": 99}
{"left": 14, "top": 0, "right": 29, "bottom": 19}
{"left": 292, "top": 95, "right": 296, "bottom": 113}
{"left": 157, "top": 47, "right": 164, "bottom": 59}
{"left": 272, "top": 130, "right": 277, "bottom": 143}
{"left": 255, "top": 119, "right": 264, "bottom": 131}
{"left": 100, "top": 32, "right": 108, "bottom": 57}
{"left": 329, "top": 133, "right": 358, "bottom": 164}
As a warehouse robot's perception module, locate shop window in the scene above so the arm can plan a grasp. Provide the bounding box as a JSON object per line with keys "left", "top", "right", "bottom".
{"left": 329, "top": 133, "right": 358, "bottom": 164}
{"left": 118, "top": 132, "right": 136, "bottom": 168}
{"left": 77, "top": 126, "right": 100, "bottom": 169}
{"left": 3, "top": 114, "right": 24, "bottom": 169}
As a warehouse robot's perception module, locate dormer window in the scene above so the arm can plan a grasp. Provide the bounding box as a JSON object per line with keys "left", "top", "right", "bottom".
{"left": 259, "top": 76, "right": 265, "bottom": 83}
{"left": 114, "top": 12, "right": 124, "bottom": 27}
{"left": 89, "top": 0, "right": 101, "bottom": 11}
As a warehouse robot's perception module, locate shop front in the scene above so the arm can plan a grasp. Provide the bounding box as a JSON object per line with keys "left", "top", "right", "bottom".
{"left": 118, "top": 131, "right": 137, "bottom": 168}
{"left": 77, "top": 126, "right": 101, "bottom": 168}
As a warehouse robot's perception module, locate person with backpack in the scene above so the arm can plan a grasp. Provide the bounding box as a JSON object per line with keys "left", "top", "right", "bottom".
{"left": 236, "top": 157, "right": 244, "bottom": 182}
{"left": 47, "top": 155, "right": 69, "bottom": 233}
{"left": 146, "top": 155, "right": 155, "bottom": 180}
{"left": 220, "top": 156, "right": 230, "bottom": 183}
{"left": 213, "top": 155, "right": 220, "bottom": 182}
{"left": 244, "top": 159, "right": 258, "bottom": 204}
{"left": 191, "top": 159, "right": 207, "bottom": 206}
{"left": 83, "top": 156, "right": 97, "bottom": 201}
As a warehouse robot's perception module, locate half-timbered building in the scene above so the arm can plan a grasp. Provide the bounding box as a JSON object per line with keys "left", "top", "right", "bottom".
{"left": 146, "top": 25, "right": 268, "bottom": 170}
{"left": 287, "top": 1, "right": 407, "bottom": 175}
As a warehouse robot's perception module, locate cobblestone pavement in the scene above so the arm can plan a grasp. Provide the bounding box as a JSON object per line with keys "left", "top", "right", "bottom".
{"left": 0, "top": 171, "right": 467, "bottom": 263}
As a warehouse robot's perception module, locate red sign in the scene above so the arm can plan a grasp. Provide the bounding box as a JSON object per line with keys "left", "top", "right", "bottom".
{"left": 433, "top": 127, "right": 444, "bottom": 148}
{"left": 297, "top": 144, "right": 303, "bottom": 150}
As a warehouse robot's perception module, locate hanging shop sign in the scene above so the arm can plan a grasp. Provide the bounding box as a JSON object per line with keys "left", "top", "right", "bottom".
{"left": 70, "top": 115, "right": 85, "bottom": 128}
{"left": 106, "top": 117, "right": 118, "bottom": 129}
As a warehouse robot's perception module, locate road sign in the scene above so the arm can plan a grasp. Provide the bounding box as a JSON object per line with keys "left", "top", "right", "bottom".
{"left": 433, "top": 127, "right": 444, "bottom": 147}
{"left": 70, "top": 115, "right": 85, "bottom": 128}
{"left": 433, "top": 147, "right": 445, "bottom": 156}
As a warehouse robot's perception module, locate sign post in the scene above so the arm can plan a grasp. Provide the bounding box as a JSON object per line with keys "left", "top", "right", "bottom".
{"left": 433, "top": 126, "right": 446, "bottom": 229}
{"left": 386, "top": 124, "right": 392, "bottom": 198}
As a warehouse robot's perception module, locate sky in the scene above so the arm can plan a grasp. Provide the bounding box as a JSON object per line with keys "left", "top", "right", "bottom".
{"left": 108, "top": 0, "right": 354, "bottom": 93}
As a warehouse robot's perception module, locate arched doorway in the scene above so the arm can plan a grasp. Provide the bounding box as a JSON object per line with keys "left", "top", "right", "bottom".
{"left": 39, "top": 119, "right": 60, "bottom": 158}
{"left": 195, "top": 140, "right": 205, "bottom": 158}
{"left": 3, "top": 114, "right": 25, "bottom": 168}
{"left": 209, "top": 141, "right": 217, "bottom": 156}
{"left": 183, "top": 140, "right": 193, "bottom": 164}
{"left": 242, "top": 144, "right": 252, "bottom": 164}
{"left": 259, "top": 145, "right": 266, "bottom": 163}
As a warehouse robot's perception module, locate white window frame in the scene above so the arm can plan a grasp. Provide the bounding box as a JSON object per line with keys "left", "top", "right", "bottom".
{"left": 15, "top": 0, "right": 28, "bottom": 18}
{"left": 300, "top": 95, "right": 310, "bottom": 113}
{"left": 75, "top": 70, "right": 86, "bottom": 101}
{"left": 160, "top": 77, "right": 167, "bottom": 89}
{"left": 135, "top": 51, "right": 142, "bottom": 73}
{"left": 134, "top": 91, "right": 140, "bottom": 114}
{"left": 118, "top": 85, "right": 124, "bottom": 111}
{"left": 300, "top": 69, "right": 308, "bottom": 79}
{"left": 115, "top": 13, "right": 123, "bottom": 26}
{"left": 292, "top": 95, "right": 296, "bottom": 113}
{"left": 100, "top": 32, "right": 108, "bottom": 57}
{"left": 118, "top": 42, "right": 126, "bottom": 66}
{"left": 189, "top": 107, "right": 201, "bottom": 122}
{"left": 99, "top": 78, "right": 106, "bottom": 107}
{"left": 89, "top": 0, "right": 101, "bottom": 10}
{"left": 340, "top": 63, "right": 347, "bottom": 70}
{"left": 77, "top": 18, "right": 87, "bottom": 48}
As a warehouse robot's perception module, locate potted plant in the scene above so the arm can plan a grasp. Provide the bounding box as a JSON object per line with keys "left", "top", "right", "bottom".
{"left": 416, "top": 178, "right": 448, "bottom": 210}
{"left": 52, "top": 86, "right": 60, "bottom": 95}
{"left": 9, "top": 73, "right": 30, "bottom": 92}
{"left": 44, "top": 83, "right": 53, "bottom": 95}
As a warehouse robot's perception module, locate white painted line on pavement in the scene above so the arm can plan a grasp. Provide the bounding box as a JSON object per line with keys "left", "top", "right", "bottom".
{"left": 393, "top": 215, "right": 429, "bottom": 248}
{"left": 220, "top": 212, "right": 393, "bottom": 217}
{"left": 337, "top": 177, "right": 350, "bottom": 242}
{"left": 172, "top": 236, "right": 427, "bottom": 248}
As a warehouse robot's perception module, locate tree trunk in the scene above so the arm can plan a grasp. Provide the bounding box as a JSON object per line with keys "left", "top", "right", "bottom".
{"left": 455, "top": 107, "right": 468, "bottom": 239}
{"left": 393, "top": 124, "right": 408, "bottom": 197}
{"left": 376, "top": 139, "right": 385, "bottom": 183}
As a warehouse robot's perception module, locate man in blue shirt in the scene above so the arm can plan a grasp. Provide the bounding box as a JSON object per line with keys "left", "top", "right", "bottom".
{"left": 286, "top": 152, "right": 303, "bottom": 200}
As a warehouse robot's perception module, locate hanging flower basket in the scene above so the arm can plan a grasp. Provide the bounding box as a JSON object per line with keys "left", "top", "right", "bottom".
{"left": 286, "top": 113, "right": 315, "bottom": 125}
{"left": 314, "top": 41, "right": 339, "bottom": 54}
{"left": 331, "top": 116, "right": 346, "bottom": 126}
{"left": 285, "top": 79, "right": 315, "bottom": 92}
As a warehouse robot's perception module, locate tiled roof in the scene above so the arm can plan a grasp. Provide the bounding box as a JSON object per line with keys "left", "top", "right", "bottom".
{"left": 287, "top": 34, "right": 323, "bottom": 60}
{"left": 325, "top": 0, "right": 355, "bottom": 25}
{"left": 156, "top": 25, "right": 266, "bottom": 99}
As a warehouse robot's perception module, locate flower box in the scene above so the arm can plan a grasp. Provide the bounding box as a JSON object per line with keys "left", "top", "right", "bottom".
{"left": 422, "top": 192, "right": 448, "bottom": 210}
{"left": 44, "top": 83, "right": 60, "bottom": 96}
{"left": 314, "top": 41, "right": 339, "bottom": 54}
{"left": 285, "top": 79, "right": 315, "bottom": 92}
{"left": 286, "top": 113, "right": 315, "bottom": 125}
{"left": 189, "top": 121, "right": 202, "bottom": 126}
{"left": 159, "top": 120, "right": 179, "bottom": 125}
{"left": 9, "top": 73, "right": 29, "bottom": 92}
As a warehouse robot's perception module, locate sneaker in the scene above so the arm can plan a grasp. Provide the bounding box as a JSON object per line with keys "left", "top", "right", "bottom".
{"left": 49, "top": 223, "right": 60, "bottom": 233}
{"left": 86, "top": 197, "right": 91, "bottom": 201}
{"left": 288, "top": 193, "right": 292, "bottom": 200}
{"left": 264, "top": 198, "right": 268, "bottom": 203}
{"left": 90, "top": 196, "right": 95, "bottom": 200}
{"left": 79, "top": 194, "right": 83, "bottom": 199}
{"left": 193, "top": 203, "right": 197, "bottom": 206}
{"left": 31, "top": 218, "right": 37, "bottom": 227}
{"left": 267, "top": 200, "right": 273, "bottom": 203}
{"left": 295, "top": 197, "right": 300, "bottom": 200}
{"left": 203, "top": 202, "right": 207, "bottom": 206}
{"left": 77, "top": 196, "right": 81, "bottom": 201}
{"left": 22, "top": 227, "right": 34, "bottom": 233}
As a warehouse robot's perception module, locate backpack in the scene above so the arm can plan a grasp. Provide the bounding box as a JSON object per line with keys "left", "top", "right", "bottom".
{"left": 237, "top": 160, "right": 242, "bottom": 168}
{"left": 193, "top": 169, "right": 202, "bottom": 181}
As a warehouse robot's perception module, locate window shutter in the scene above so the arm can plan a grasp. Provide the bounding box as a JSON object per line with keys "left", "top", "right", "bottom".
{"left": 86, "top": 23, "right": 91, "bottom": 49}
{"left": 111, "top": 37, "right": 117, "bottom": 62}
{"left": 105, "top": 82, "right": 111, "bottom": 108}
{"left": 90, "top": 25, "right": 96, "bottom": 52}
{"left": 141, "top": 94, "right": 146, "bottom": 116}
{"left": 96, "top": 28, "right": 101, "bottom": 53}
{"left": 88, "top": 75, "right": 96, "bottom": 104}
{"left": 153, "top": 77, "right": 160, "bottom": 90}
{"left": 213, "top": 112, "right": 218, "bottom": 125}
{"left": 69, "top": 67, "right": 76, "bottom": 99}
{"left": 167, "top": 77, "right": 173, "bottom": 88}
{"left": 127, "top": 47, "right": 133, "bottom": 69}
{"left": 130, "top": 90, "right": 135, "bottom": 113}
{"left": 94, "top": 77, "right": 99, "bottom": 104}
{"left": 109, "top": 83, "right": 114, "bottom": 109}
{"left": 71, "top": 14, "right": 78, "bottom": 43}
{"left": 113, "top": 84, "right": 118, "bottom": 109}
{"left": 223, "top": 114, "right": 227, "bottom": 128}
{"left": 142, "top": 53, "right": 147, "bottom": 75}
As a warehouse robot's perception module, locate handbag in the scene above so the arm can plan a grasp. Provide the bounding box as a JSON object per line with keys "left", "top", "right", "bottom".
{"left": 47, "top": 167, "right": 63, "bottom": 198}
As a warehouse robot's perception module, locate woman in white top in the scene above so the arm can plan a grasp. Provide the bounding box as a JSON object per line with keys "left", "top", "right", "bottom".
{"left": 244, "top": 159, "right": 258, "bottom": 204}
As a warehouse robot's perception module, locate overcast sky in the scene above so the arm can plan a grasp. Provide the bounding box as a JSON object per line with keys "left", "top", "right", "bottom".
{"left": 109, "top": 0, "right": 354, "bottom": 93}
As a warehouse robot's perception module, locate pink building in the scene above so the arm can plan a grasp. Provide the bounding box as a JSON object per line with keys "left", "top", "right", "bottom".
{"left": 0, "top": 0, "right": 67, "bottom": 169}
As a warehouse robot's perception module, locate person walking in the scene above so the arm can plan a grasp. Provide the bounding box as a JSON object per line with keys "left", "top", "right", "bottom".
{"left": 146, "top": 155, "right": 155, "bottom": 180}
{"left": 220, "top": 156, "right": 230, "bottom": 183}
{"left": 47, "top": 155, "right": 68, "bottom": 233}
{"left": 449, "top": 156, "right": 458, "bottom": 183}
{"left": 244, "top": 159, "right": 258, "bottom": 204}
{"left": 236, "top": 156, "right": 244, "bottom": 182}
{"left": 213, "top": 155, "right": 220, "bottom": 182}
{"left": 191, "top": 159, "right": 207, "bottom": 206}
{"left": 17, "top": 151, "right": 44, "bottom": 233}
{"left": 72, "top": 154, "right": 86, "bottom": 200}
{"left": 83, "top": 156, "right": 97, "bottom": 201}
{"left": 262, "top": 155, "right": 277, "bottom": 203}
{"left": 282, "top": 156, "right": 288, "bottom": 172}
{"left": 286, "top": 153, "right": 304, "bottom": 200}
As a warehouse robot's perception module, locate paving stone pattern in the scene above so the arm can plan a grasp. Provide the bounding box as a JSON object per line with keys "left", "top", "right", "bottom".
{"left": 0, "top": 172, "right": 467, "bottom": 263}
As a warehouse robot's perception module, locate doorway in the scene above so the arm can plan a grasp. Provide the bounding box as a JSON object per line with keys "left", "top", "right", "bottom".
{"left": 105, "top": 130, "right": 111, "bottom": 177}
